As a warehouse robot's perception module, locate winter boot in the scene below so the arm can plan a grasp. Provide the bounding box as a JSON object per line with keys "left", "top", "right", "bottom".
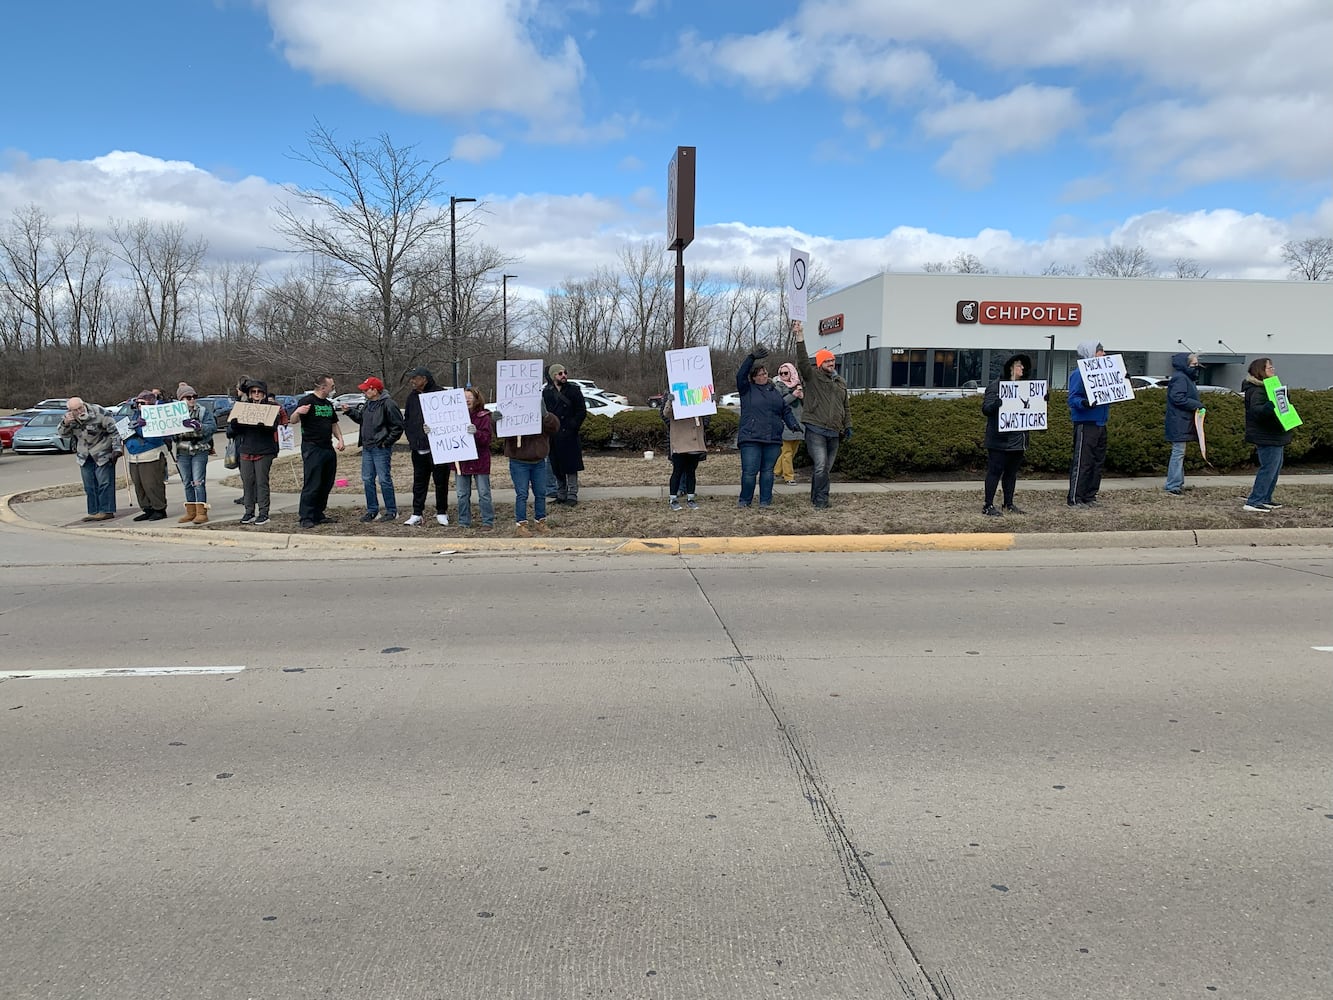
{"left": 177, "top": 502, "right": 198, "bottom": 524}
{"left": 192, "top": 502, "right": 210, "bottom": 525}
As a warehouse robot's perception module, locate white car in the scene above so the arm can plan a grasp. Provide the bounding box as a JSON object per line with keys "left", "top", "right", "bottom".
{"left": 581, "top": 395, "right": 632, "bottom": 418}
{"left": 1129, "top": 376, "right": 1168, "bottom": 390}
{"left": 718, "top": 392, "right": 741, "bottom": 408}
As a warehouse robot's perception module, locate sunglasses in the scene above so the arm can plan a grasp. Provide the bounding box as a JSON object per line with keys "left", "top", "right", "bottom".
{"left": 183, "top": 394, "right": 197, "bottom": 399}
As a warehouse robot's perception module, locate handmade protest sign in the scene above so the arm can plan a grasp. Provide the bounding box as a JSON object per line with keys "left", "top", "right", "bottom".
{"left": 788, "top": 248, "right": 810, "bottom": 322}
{"left": 1076, "top": 354, "right": 1135, "bottom": 406}
{"left": 1264, "top": 376, "right": 1302, "bottom": 431}
{"left": 665, "top": 346, "right": 717, "bottom": 419}
{"left": 494, "top": 360, "right": 544, "bottom": 439}
{"left": 1194, "top": 409, "right": 1208, "bottom": 461}
{"left": 421, "top": 388, "right": 477, "bottom": 464}
{"left": 140, "top": 400, "right": 190, "bottom": 436}
{"left": 114, "top": 417, "right": 132, "bottom": 441}
{"left": 998, "top": 379, "right": 1049, "bottom": 432}
{"left": 230, "top": 401, "right": 280, "bottom": 426}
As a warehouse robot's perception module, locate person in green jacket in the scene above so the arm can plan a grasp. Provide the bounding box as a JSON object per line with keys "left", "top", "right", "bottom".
{"left": 792, "top": 319, "right": 852, "bottom": 508}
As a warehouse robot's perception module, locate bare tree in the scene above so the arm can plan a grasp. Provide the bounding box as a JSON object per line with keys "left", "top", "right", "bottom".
{"left": 0, "top": 205, "right": 70, "bottom": 369}
{"left": 1280, "top": 237, "right": 1333, "bottom": 280}
{"left": 202, "top": 259, "right": 262, "bottom": 342}
{"left": 616, "top": 240, "right": 672, "bottom": 376}
{"left": 274, "top": 122, "right": 457, "bottom": 381}
{"left": 1170, "top": 257, "right": 1209, "bottom": 279}
{"left": 110, "top": 218, "right": 208, "bottom": 363}
{"left": 923, "top": 252, "right": 989, "bottom": 274}
{"left": 53, "top": 222, "right": 115, "bottom": 376}
{"left": 1041, "top": 261, "right": 1080, "bottom": 276}
{"left": 1085, "top": 244, "right": 1157, "bottom": 277}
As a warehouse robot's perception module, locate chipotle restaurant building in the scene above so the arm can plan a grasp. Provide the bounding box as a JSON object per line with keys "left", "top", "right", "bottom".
{"left": 808, "top": 273, "right": 1333, "bottom": 391}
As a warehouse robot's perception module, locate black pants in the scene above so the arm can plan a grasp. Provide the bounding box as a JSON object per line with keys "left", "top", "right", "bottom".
{"left": 410, "top": 449, "right": 449, "bottom": 516}
{"left": 1068, "top": 423, "right": 1107, "bottom": 504}
{"left": 669, "top": 454, "right": 702, "bottom": 496}
{"left": 298, "top": 444, "right": 337, "bottom": 522}
{"left": 984, "top": 449, "right": 1024, "bottom": 507}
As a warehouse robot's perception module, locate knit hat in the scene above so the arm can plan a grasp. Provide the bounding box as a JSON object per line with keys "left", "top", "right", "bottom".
{"left": 135, "top": 390, "right": 157, "bottom": 403}
{"left": 813, "top": 349, "right": 836, "bottom": 366}
{"left": 548, "top": 363, "right": 567, "bottom": 378}
{"left": 176, "top": 382, "right": 196, "bottom": 399}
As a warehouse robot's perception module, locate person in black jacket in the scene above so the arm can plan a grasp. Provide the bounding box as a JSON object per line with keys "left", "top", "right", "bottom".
{"left": 1163, "top": 352, "right": 1204, "bottom": 495}
{"left": 227, "top": 379, "right": 288, "bottom": 527}
{"left": 542, "top": 363, "right": 586, "bottom": 506}
{"left": 1241, "top": 357, "right": 1294, "bottom": 513}
{"left": 401, "top": 366, "right": 450, "bottom": 526}
{"left": 349, "top": 376, "right": 404, "bottom": 523}
{"left": 736, "top": 344, "right": 801, "bottom": 508}
{"left": 980, "top": 353, "right": 1032, "bottom": 516}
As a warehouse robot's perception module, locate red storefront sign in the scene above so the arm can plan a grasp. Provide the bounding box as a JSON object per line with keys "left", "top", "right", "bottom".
{"left": 818, "top": 313, "right": 844, "bottom": 335}
{"left": 957, "top": 300, "right": 1081, "bottom": 326}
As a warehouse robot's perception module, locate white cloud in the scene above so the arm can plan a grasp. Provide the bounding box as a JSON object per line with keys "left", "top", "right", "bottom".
{"left": 262, "top": 0, "right": 587, "bottom": 135}
{"left": 919, "top": 85, "right": 1083, "bottom": 187}
{"left": 451, "top": 133, "right": 504, "bottom": 164}
{"left": 629, "top": 0, "right": 658, "bottom": 14}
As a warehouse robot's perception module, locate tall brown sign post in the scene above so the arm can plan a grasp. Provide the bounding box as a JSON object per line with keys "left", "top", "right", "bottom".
{"left": 667, "top": 146, "right": 696, "bottom": 351}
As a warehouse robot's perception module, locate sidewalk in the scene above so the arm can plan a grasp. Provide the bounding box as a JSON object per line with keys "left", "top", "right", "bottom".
{"left": 5, "top": 440, "right": 1330, "bottom": 555}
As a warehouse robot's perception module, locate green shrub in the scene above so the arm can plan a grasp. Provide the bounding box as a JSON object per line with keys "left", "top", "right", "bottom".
{"left": 705, "top": 408, "right": 739, "bottom": 446}
{"left": 610, "top": 409, "right": 666, "bottom": 451}
{"left": 580, "top": 413, "right": 614, "bottom": 448}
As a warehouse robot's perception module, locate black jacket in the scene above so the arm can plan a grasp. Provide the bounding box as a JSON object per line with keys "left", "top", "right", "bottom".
{"left": 352, "top": 396, "right": 404, "bottom": 449}
{"left": 403, "top": 377, "right": 443, "bottom": 452}
{"left": 1241, "top": 376, "right": 1294, "bottom": 448}
{"left": 543, "top": 381, "right": 587, "bottom": 472}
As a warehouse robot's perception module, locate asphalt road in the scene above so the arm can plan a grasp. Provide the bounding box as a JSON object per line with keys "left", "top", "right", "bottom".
{"left": 1, "top": 529, "right": 1330, "bottom": 999}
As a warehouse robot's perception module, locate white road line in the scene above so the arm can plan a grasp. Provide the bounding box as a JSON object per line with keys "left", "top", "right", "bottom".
{"left": 1314, "top": 647, "right": 1333, "bottom": 653}
{"left": 0, "top": 666, "right": 246, "bottom": 680}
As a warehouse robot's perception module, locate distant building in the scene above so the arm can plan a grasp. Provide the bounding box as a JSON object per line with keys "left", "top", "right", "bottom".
{"left": 808, "top": 273, "right": 1333, "bottom": 391}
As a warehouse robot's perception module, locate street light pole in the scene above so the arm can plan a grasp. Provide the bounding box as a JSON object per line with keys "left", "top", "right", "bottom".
{"left": 502, "top": 274, "right": 517, "bottom": 360}
{"left": 450, "top": 195, "right": 476, "bottom": 388}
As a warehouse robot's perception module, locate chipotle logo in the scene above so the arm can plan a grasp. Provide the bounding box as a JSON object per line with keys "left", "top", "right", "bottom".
{"left": 956, "top": 300, "right": 1081, "bottom": 326}
{"left": 817, "top": 314, "right": 844, "bottom": 335}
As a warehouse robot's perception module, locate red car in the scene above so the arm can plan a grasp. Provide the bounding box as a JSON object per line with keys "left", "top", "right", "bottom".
{"left": 0, "top": 415, "right": 35, "bottom": 450}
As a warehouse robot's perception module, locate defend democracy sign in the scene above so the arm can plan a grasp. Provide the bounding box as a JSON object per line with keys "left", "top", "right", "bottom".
{"left": 140, "top": 400, "right": 190, "bottom": 436}
{"left": 997, "top": 380, "right": 1048, "bottom": 432}
{"left": 1076, "top": 354, "right": 1135, "bottom": 406}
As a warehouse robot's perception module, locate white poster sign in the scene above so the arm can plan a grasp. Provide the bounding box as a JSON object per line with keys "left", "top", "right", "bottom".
{"left": 421, "top": 388, "right": 478, "bottom": 464}
{"left": 494, "top": 360, "right": 544, "bottom": 439}
{"left": 998, "top": 380, "right": 1049, "bottom": 432}
{"left": 1077, "top": 354, "right": 1135, "bottom": 406}
{"left": 788, "top": 248, "right": 811, "bottom": 322}
{"left": 665, "top": 346, "right": 717, "bottom": 419}
{"left": 140, "top": 400, "right": 190, "bottom": 437}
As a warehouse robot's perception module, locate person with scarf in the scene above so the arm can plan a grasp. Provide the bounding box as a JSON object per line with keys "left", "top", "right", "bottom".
{"left": 772, "top": 361, "right": 805, "bottom": 486}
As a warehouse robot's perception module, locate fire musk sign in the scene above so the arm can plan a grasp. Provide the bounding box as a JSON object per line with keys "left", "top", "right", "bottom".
{"left": 956, "top": 300, "right": 1082, "bottom": 326}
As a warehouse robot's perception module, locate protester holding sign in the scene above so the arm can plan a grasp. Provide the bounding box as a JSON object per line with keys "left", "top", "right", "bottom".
{"left": 1067, "top": 340, "right": 1111, "bottom": 508}
{"left": 172, "top": 382, "right": 216, "bottom": 525}
{"left": 736, "top": 345, "right": 802, "bottom": 508}
{"left": 793, "top": 320, "right": 852, "bottom": 509}
{"left": 123, "top": 390, "right": 172, "bottom": 522}
{"left": 980, "top": 354, "right": 1034, "bottom": 517}
{"left": 1163, "top": 353, "right": 1205, "bottom": 496}
{"left": 497, "top": 402, "right": 560, "bottom": 536}
{"left": 455, "top": 388, "right": 495, "bottom": 530}
{"left": 1241, "top": 358, "right": 1295, "bottom": 513}
{"left": 228, "top": 379, "right": 288, "bottom": 526}
{"left": 402, "top": 366, "right": 451, "bottom": 527}
{"left": 660, "top": 392, "right": 710, "bottom": 511}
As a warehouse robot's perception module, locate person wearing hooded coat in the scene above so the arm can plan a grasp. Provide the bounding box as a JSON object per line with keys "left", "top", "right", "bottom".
{"left": 1066, "top": 339, "right": 1110, "bottom": 507}
{"left": 227, "top": 378, "right": 288, "bottom": 526}
{"left": 401, "top": 366, "right": 451, "bottom": 526}
{"left": 980, "top": 353, "right": 1032, "bottom": 516}
{"left": 1163, "top": 352, "right": 1205, "bottom": 495}
{"left": 772, "top": 361, "right": 805, "bottom": 486}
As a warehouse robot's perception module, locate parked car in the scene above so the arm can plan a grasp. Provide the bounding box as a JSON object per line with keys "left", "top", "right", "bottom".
{"left": 581, "top": 395, "right": 633, "bottom": 419}
{"left": 34, "top": 397, "right": 69, "bottom": 410}
{"left": 647, "top": 392, "right": 667, "bottom": 410}
{"left": 11, "top": 411, "right": 74, "bottom": 453}
{"left": 198, "top": 395, "right": 234, "bottom": 423}
{"left": 1129, "top": 376, "right": 1169, "bottom": 390}
{"left": 0, "top": 414, "right": 38, "bottom": 449}
{"left": 718, "top": 392, "right": 741, "bottom": 408}
{"left": 333, "top": 392, "right": 366, "bottom": 409}
{"left": 275, "top": 395, "right": 300, "bottom": 416}
{"left": 1196, "top": 384, "right": 1240, "bottom": 395}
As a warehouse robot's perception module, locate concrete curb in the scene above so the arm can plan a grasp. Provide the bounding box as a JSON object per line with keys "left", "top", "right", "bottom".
{"left": 5, "top": 490, "right": 1328, "bottom": 556}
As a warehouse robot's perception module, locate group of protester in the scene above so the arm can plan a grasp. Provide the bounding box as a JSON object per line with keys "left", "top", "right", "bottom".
{"left": 54, "top": 337, "right": 1295, "bottom": 531}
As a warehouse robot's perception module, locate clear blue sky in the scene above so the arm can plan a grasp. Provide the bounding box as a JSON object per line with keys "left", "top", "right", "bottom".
{"left": 1, "top": 0, "right": 1329, "bottom": 291}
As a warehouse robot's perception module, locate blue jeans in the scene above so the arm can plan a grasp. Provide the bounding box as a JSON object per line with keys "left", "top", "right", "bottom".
{"left": 175, "top": 450, "right": 209, "bottom": 503}
{"left": 804, "top": 428, "right": 841, "bottom": 507}
{"left": 1246, "top": 445, "right": 1285, "bottom": 506}
{"left": 455, "top": 473, "right": 493, "bottom": 527}
{"left": 510, "top": 459, "right": 547, "bottom": 523}
{"left": 361, "top": 446, "right": 397, "bottom": 515}
{"left": 1164, "top": 441, "right": 1187, "bottom": 492}
{"left": 80, "top": 459, "right": 116, "bottom": 515}
{"left": 738, "top": 441, "right": 782, "bottom": 506}
{"left": 543, "top": 456, "right": 558, "bottom": 497}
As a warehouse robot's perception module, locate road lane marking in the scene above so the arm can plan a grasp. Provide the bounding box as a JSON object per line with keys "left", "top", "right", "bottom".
{"left": 0, "top": 666, "right": 246, "bottom": 679}
{"left": 1314, "top": 647, "right": 1333, "bottom": 653}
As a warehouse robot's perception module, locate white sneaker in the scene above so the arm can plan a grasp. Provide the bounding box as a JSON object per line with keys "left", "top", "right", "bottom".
{"left": 436, "top": 514, "right": 449, "bottom": 526}
{"left": 404, "top": 514, "right": 423, "bottom": 526}
{"left": 1242, "top": 504, "right": 1269, "bottom": 513}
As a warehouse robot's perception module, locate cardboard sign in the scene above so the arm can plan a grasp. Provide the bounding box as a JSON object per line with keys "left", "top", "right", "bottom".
{"left": 140, "top": 400, "right": 190, "bottom": 436}
{"left": 421, "top": 388, "right": 478, "bottom": 465}
{"left": 230, "top": 401, "right": 280, "bottom": 426}
{"left": 1264, "top": 376, "right": 1302, "bottom": 430}
{"left": 1076, "top": 354, "right": 1135, "bottom": 406}
{"left": 665, "top": 346, "right": 717, "bottom": 419}
{"left": 788, "top": 248, "right": 810, "bottom": 322}
{"left": 494, "top": 360, "right": 544, "bottom": 439}
{"left": 997, "top": 380, "right": 1049, "bottom": 432}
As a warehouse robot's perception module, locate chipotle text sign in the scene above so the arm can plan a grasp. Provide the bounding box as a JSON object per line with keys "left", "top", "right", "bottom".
{"left": 956, "top": 300, "right": 1081, "bottom": 326}
{"left": 817, "top": 313, "right": 844, "bottom": 335}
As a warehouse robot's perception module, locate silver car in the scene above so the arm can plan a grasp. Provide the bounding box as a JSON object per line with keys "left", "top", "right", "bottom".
{"left": 11, "top": 411, "right": 73, "bottom": 453}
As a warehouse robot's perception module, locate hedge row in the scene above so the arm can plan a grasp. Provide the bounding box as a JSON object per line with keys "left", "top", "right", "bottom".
{"left": 554, "top": 390, "right": 1332, "bottom": 478}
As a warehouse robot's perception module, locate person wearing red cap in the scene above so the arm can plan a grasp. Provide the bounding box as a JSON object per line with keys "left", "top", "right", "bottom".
{"left": 348, "top": 376, "right": 404, "bottom": 523}
{"left": 793, "top": 320, "right": 852, "bottom": 509}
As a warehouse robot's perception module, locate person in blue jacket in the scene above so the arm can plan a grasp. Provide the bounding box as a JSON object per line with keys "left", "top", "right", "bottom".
{"left": 1163, "top": 352, "right": 1204, "bottom": 495}
{"left": 1067, "top": 340, "right": 1111, "bottom": 507}
{"left": 124, "top": 390, "right": 173, "bottom": 521}
{"left": 736, "top": 344, "right": 801, "bottom": 508}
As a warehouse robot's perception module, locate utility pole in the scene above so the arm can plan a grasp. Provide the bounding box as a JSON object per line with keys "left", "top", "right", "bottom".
{"left": 450, "top": 195, "right": 476, "bottom": 387}
{"left": 502, "top": 274, "right": 517, "bottom": 360}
